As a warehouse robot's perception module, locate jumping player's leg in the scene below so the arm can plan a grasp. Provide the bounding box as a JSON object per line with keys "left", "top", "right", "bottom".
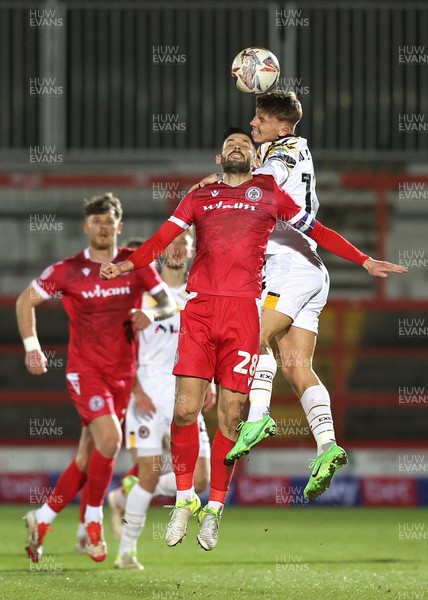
{"left": 228, "top": 258, "right": 335, "bottom": 463}
{"left": 226, "top": 307, "right": 290, "bottom": 462}
{"left": 165, "top": 375, "right": 208, "bottom": 547}
{"left": 197, "top": 386, "right": 247, "bottom": 551}
{"left": 116, "top": 413, "right": 210, "bottom": 568}
{"left": 276, "top": 325, "right": 347, "bottom": 498}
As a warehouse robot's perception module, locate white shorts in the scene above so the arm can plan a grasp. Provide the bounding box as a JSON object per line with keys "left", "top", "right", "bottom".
{"left": 261, "top": 253, "right": 330, "bottom": 334}
{"left": 125, "top": 374, "right": 210, "bottom": 459}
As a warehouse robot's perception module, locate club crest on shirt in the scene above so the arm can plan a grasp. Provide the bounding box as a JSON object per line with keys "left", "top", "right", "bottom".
{"left": 174, "top": 351, "right": 180, "bottom": 366}
{"left": 82, "top": 267, "right": 91, "bottom": 277}
{"left": 245, "top": 187, "right": 263, "bottom": 202}
{"left": 138, "top": 426, "right": 150, "bottom": 439}
{"left": 89, "top": 395, "right": 105, "bottom": 411}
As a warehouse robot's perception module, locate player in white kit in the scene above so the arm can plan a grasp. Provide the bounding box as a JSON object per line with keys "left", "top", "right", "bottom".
{"left": 114, "top": 230, "right": 212, "bottom": 570}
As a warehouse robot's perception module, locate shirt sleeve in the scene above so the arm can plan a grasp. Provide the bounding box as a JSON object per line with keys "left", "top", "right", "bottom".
{"left": 255, "top": 140, "right": 299, "bottom": 187}
{"left": 168, "top": 190, "right": 195, "bottom": 229}
{"left": 129, "top": 221, "right": 186, "bottom": 270}
{"left": 254, "top": 158, "right": 289, "bottom": 188}
{"left": 274, "top": 180, "right": 307, "bottom": 224}
{"left": 129, "top": 192, "right": 195, "bottom": 270}
{"left": 31, "top": 261, "right": 66, "bottom": 299}
{"left": 307, "top": 221, "right": 369, "bottom": 266}
{"left": 273, "top": 180, "right": 369, "bottom": 266}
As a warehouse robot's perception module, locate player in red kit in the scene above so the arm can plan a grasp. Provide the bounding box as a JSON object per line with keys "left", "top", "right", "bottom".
{"left": 17, "top": 193, "right": 176, "bottom": 563}
{"left": 100, "top": 131, "right": 405, "bottom": 551}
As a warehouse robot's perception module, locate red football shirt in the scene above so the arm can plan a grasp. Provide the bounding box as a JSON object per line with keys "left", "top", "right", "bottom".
{"left": 169, "top": 174, "right": 306, "bottom": 297}
{"left": 32, "top": 247, "right": 164, "bottom": 376}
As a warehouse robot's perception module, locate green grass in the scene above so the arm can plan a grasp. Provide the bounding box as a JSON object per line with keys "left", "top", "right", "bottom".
{"left": 0, "top": 505, "right": 427, "bottom": 600}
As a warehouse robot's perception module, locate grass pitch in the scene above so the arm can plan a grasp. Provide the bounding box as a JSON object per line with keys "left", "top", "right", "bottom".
{"left": 0, "top": 505, "right": 427, "bottom": 600}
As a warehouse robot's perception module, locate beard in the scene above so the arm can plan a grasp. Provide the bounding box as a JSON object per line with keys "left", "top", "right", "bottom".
{"left": 165, "top": 261, "right": 184, "bottom": 270}
{"left": 221, "top": 155, "right": 252, "bottom": 175}
{"left": 91, "top": 239, "right": 111, "bottom": 250}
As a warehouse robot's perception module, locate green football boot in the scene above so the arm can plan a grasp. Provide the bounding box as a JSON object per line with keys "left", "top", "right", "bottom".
{"left": 303, "top": 443, "right": 348, "bottom": 499}
{"left": 226, "top": 414, "right": 276, "bottom": 463}
{"left": 122, "top": 474, "right": 139, "bottom": 496}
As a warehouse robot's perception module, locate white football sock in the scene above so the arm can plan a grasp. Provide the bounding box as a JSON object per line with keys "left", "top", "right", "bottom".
{"left": 176, "top": 486, "right": 195, "bottom": 502}
{"left": 153, "top": 472, "right": 176, "bottom": 497}
{"left": 35, "top": 503, "right": 58, "bottom": 525}
{"left": 207, "top": 500, "right": 223, "bottom": 511}
{"left": 76, "top": 522, "right": 86, "bottom": 539}
{"left": 247, "top": 351, "right": 278, "bottom": 422}
{"left": 84, "top": 504, "right": 103, "bottom": 524}
{"left": 300, "top": 384, "right": 336, "bottom": 456}
{"left": 118, "top": 484, "right": 153, "bottom": 554}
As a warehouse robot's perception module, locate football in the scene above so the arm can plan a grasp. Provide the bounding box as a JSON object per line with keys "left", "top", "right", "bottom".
{"left": 231, "top": 47, "right": 280, "bottom": 94}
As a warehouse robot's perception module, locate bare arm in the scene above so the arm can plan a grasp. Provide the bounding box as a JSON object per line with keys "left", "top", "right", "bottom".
{"left": 132, "top": 375, "right": 156, "bottom": 418}
{"left": 16, "top": 285, "right": 48, "bottom": 375}
{"left": 130, "top": 287, "right": 177, "bottom": 331}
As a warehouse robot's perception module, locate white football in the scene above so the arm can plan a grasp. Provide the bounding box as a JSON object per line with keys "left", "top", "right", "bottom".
{"left": 231, "top": 47, "right": 280, "bottom": 94}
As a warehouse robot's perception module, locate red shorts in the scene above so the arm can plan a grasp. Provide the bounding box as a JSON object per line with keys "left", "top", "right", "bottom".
{"left": 66, "top": 368, "right": 133, "bottom": 427}
{"left": 173, "top": 293, "right": 260, "bottom": 394}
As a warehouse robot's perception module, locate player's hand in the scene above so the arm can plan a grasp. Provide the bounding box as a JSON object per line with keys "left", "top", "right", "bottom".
{"left": 203, "top": 383, "right": 217, "bottom": 412}
{"left": 363, "top": 258, "right": 408, "bottom": 278}
{"left": 130, "top": 308, "right": 154, "bottom": 330}
{"left": 134, "top": 388, "right": 157, "bottom": 418}
{"left": 188, "top": 173, "right": 218, "bottom": 193}
{"left": 25, "top": 349, "right": 48, "bottom": 375}
{"left": 100, "top": 260, "right": 133, "bottom": 280}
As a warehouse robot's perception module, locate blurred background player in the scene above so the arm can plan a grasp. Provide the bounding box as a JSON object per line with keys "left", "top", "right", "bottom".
{"left": 114, "top": 229, "right": 213, "bottom": 570}
{"left": 16, "top": 194, "right": 176, "bottom": 563}
{"left": 100, "top": 131, "right": 405, "bottom": 551}
{"left": 75, "top": 236, "right": 146, "bottom": 553}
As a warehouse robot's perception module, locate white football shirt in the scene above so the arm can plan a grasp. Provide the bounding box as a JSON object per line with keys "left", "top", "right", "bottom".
{"left": 255, "top": 134, "right": 320, "bottom": 261}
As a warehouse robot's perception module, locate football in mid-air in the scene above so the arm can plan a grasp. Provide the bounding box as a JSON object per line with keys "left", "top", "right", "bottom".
{"left": 231, "top": 47, "right": 280, "bottom": 94}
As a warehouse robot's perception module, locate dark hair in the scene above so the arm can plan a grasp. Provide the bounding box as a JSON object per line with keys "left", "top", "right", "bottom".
{"left": 256, "top": 91, "right": 303, "bottom": 126}
{"left": 84, "top": 192, "right": 123, "bottom": 221}
{"left": 221, "top": 126, "right": 255, "bottom": 150}
{"left": 222, "top": 126, "right": 251, "bottom": 141}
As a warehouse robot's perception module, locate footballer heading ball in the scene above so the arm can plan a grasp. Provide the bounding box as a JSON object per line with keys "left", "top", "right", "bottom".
{"left": 231, "top": 47, "right": 280, "bottom": 94}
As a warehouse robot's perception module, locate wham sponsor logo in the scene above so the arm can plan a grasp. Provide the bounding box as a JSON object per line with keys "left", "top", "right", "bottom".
{"left": 81, "top": 284, "right": 131, "bottom": 298}
{"left": 203, "top": 200, "right": 256, "bottom": 212}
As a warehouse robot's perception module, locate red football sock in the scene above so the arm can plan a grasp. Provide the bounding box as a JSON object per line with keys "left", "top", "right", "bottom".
{"left": 209, "top": 429, "right": 236, "bottom": 504}
{"left": 47, "top": 459, "right": 87, "bottom": 513}
{"left": 125, "top": 463, "right": 138, "bottom": 479}
{"left": 170, "top": 421, "right": 199, "bottom": 490}
{"left": 87, "top": 449, "right": 115, "bottom": 506}
{"left": 79, "top": 481, "right": 88, "bottom": 523}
